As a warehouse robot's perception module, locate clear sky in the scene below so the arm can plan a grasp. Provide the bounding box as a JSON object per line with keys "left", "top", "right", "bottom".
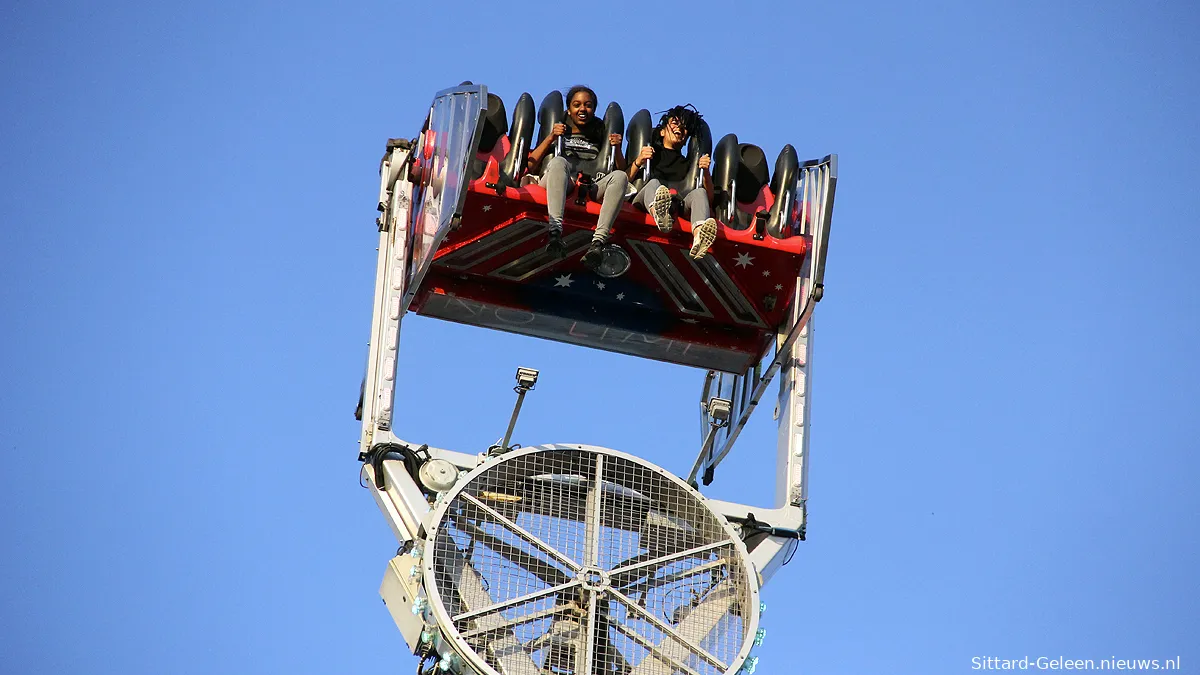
{"left": 2, "top": 2, "right": 1197, "bottom": 673}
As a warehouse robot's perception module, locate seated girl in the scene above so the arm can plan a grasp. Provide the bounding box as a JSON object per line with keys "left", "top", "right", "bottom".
{"left": 526, "top": 85, "right": 629, "bottom": 267}
{"left": 627, "top": 104, "right": 717, "bottom": 259}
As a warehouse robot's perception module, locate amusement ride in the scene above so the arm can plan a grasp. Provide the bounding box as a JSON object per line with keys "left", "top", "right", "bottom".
{"left": 355, "top": 84, "right": 838, "bottom": 675}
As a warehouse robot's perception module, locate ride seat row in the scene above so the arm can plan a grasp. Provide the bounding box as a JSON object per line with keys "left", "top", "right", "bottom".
{"left": 469, "top": 92, "right": 806, "bottom": 240}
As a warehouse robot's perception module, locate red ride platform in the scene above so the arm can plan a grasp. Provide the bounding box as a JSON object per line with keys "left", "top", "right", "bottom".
{"left": 409, "top": 171, "right": 811, "bottom": 374}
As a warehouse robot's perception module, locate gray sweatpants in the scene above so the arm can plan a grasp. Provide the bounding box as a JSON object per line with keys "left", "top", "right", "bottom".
{"left": 541, "top": 155, "right": 630, "bottom": 242}
{"left": 634, "top": 179, "right": 710, "bottom": 224}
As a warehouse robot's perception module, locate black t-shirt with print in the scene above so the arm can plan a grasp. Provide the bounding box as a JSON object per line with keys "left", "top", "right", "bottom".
{"left": 561, "top": 118, "right": 605, "bottom": 167}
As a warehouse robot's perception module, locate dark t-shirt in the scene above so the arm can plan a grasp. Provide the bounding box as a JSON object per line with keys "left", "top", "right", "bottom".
{"left": 650, "top": 144, "right": 689, "bottom": 184}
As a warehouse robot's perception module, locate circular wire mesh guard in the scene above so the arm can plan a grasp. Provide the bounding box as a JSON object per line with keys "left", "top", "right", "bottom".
{"left": 425, "top": 447, "right": 757, "bottom": 675}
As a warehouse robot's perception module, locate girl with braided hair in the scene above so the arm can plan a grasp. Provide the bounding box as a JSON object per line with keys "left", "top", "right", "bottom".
{"left": 627, "top": 104, "right": 718, "bottom": 259}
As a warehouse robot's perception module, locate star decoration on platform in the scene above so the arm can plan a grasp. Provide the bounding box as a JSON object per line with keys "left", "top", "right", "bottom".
{"left": 762, "top": 269, "right": 771, "bottom": 277}
{"left": 775, "top": 284, "right": 783, "bottom": 291}
{"left": 554, "top": 274, "right": 574, "bottom": 288}
{"left": 735, "top": 252, "right": 755, "bottom": 268}
{"left": 616, "top": 292, "right": 626, "bottom": 300}
{"left": 481, "top": 204, "right": 492, "bottom": 212}
{"left": 596, "top": 281, "right": 606, "bottom": 290}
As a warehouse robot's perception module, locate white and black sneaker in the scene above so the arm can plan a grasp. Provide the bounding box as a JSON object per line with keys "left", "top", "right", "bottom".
{"left": 689, "top": 218, "right": 718, "bottom": 259}
{"left": 650, "top": 185, "right": 673, "bottom": 232}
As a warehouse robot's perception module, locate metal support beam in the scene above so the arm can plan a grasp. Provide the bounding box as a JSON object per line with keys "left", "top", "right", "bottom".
{"left": 688, "top": 155, "right": 836, "bottom": 510}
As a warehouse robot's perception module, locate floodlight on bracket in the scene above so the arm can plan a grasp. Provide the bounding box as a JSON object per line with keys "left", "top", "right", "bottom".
{"left": 707, "top": 396, "right": 732, "bottom": 424}
{"left": 496, "top": 367, "right": 538, "bottom": 453}
{"left": 687, "top": 396, "right": 732, "bottom": 487}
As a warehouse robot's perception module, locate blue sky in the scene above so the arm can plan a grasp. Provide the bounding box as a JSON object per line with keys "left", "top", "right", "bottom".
{"left": 2, "top": 2, "right": 1197, "bottom": 673}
